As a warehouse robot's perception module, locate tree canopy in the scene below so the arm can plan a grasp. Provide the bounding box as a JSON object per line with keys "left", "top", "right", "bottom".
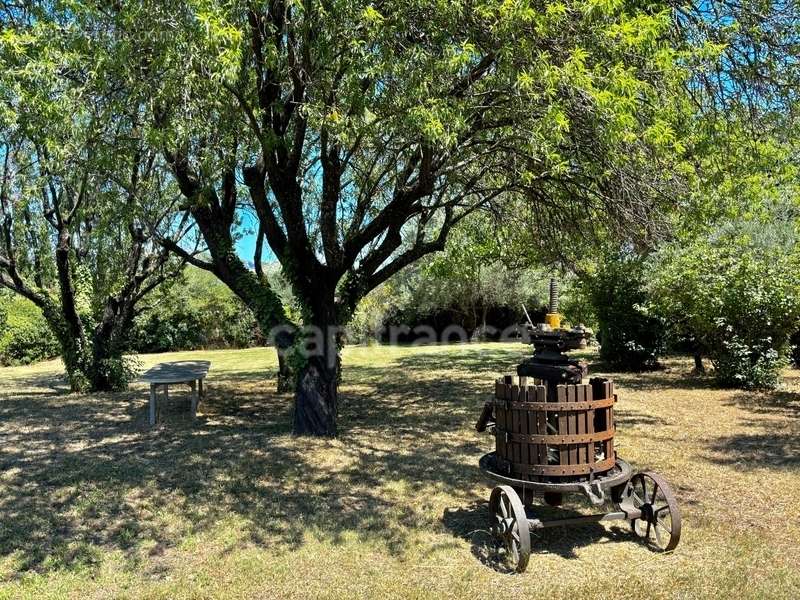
{"left": 1, "top": 1, "right": 798, "bottom": 430}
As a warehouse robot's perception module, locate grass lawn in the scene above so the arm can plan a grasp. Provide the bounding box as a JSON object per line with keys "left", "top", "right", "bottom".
{"left": 1, "top": 343, "right": 799, "bottom": 599}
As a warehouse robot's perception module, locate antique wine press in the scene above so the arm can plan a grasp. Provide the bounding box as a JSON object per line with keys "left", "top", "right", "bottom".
{"left": 475, "top": 278, "right": 681, "bottom": 573}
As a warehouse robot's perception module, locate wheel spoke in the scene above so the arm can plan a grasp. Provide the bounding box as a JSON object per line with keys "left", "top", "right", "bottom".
{"left": 655, "top": 509, "right": 672, "bottom": 535}
{"left": 653, "top": 521, "right": 665, "bottom": 547}
{"left": 657, "top": 513, "right": 672, "bottom": 534}
{"left": 628, "top": 472, "right": 681, "bottom": 553}
{"left": 509, "top": 539, "right": 519, "bottom": 562}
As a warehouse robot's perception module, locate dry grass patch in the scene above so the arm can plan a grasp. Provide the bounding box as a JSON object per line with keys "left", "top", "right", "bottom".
{"left": 1, "top": 344, "right": 799, "bottom": 599}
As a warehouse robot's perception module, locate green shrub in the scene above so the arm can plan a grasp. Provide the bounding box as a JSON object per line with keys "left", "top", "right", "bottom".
{"left": 0, "top": 295, "right": 60, "bottom": 366}
{"left": 559, "top": 277, "right": 598, "bottom": 330}
{"left": 647, "top": 233, "right": 800, "bottom": 389}
{"left": 583, "top": 255, "right": 664, "bottom": 370}
{"left": 92, "top": 355, "right": 142, "bottom": 390}
{"left": 128, "top": 267, "right": 263, "bottom": 353}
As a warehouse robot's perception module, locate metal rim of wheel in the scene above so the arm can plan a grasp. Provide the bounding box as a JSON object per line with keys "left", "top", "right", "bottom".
{"left": 626, "top": 471, "right": 682, "bottom": 551}
{"left": 488, "top": 485, "right": 531, "bottom": 573}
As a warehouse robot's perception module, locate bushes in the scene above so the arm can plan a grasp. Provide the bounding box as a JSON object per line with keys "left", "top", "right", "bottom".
{"left": 345, "top": 257, "right": 548, "bottom": 344}
{"left": 647, "top": 234, "right": 800, "bottom": 389}
{"left": 128, "top": 267, "right": 263, "bottom": 353}
{"left": 0, "top": 295, "right": 60, "bottom": 366}
{"left": 581, "top": 256, "right": 665, "bottom": 370}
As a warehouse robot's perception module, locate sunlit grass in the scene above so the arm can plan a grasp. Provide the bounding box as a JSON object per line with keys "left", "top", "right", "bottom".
{"left": 1, "top": 343, "right": 799, "bottom": 598}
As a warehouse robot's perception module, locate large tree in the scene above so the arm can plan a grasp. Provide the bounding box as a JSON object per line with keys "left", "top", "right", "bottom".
{"left": 108, "top": 0, "right": 692, "bottom": 435}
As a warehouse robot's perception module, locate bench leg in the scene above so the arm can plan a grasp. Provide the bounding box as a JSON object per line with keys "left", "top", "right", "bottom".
{"left": 198, "top": 378, "right": 204, "bottom": 400}
{"left": 149, "top": 384, "right": 157, "bottom": 425}
{"left": 190, "top": 380, "right": 198, "bottom": 419}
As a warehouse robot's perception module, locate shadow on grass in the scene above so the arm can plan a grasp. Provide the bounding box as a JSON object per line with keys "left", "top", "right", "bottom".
{"left": 707, "top": 432, "right": 800, "bottom": 470}
{"left": 0, "top": 346, "right": 525, "bottom": 577}
{"left": 442, "top": 500, "right": 646, "bottom": 568}
{"left": 724, "top": 388, "right": 800, "bottom": 419}
{"left": 4, "top": 344, "right": 746, "bottom": 578}
{"left": 604, "top": 370, "right": 716, "bottom": 393}
{"left": 390, "top": 345, "right": 526, "bottom": 375}
{"left": 705, "top": 388, "right": 800, "bottom": 471}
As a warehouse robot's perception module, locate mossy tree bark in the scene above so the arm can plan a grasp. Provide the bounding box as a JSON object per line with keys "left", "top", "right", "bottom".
{"left": 159, "top": 165, "right": 296, "bottom": 392}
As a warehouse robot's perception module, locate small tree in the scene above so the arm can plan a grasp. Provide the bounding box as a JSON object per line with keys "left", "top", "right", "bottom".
{"left": 0, "top": 15, "right": 183, "bottom": 390}
{"left": 582, "top": 255, "right": 665, "bottom": 370}
{"left": 647, "top": 219, "right": 800, "bottom": 389}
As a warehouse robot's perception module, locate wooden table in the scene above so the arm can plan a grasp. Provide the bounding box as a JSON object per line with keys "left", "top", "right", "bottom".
{"left": 140, "top": 361, "right": 211, "bottom": 425}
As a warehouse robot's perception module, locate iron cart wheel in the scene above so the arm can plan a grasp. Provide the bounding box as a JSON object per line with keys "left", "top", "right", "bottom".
{"left": 488, "top": 485, "right": 531, "bottom": 573}
{"left": 621, "top": 471, "right": 682, "bottom": 551}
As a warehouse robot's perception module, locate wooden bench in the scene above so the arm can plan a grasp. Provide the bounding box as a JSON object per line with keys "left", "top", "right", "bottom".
{"left": 140, "top": 361, "right": 211, "bottom": 425}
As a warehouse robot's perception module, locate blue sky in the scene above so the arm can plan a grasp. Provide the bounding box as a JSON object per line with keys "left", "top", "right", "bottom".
{"left": 235, "top": 211, "right": 276, "bottom": 266}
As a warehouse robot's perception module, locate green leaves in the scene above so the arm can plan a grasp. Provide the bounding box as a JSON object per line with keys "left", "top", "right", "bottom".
{"left": 646, "top": 219, "right": 800, "bottom": 389}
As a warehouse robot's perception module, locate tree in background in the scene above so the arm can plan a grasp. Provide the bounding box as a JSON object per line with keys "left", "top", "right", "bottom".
{"left": 647, "top": 210, "right": 800, "bottom": 389}
{"left": 0, "top": 292, "right": 59, "bottom": 366}
{"left": 130, "top": 266, "right": 279, "bottom": 353}
{"left": 579, "top": 254, "right": 665, "bottom": 371}
{"left": 0, "top": 13, "right": 184, "bottom": 390}
{"left": 362, "top": 212, "right": 549, "bottom": 342}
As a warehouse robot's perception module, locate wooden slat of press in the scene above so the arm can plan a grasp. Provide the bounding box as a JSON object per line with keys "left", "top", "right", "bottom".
{"left": 536, "top": 385, "right": 547, "bottom": 469}
{"left": 494, "top": 379, "right": 502, "bottom": 459}
{"left": 607, "top": 380, "right": 615, "bottom": 460}
{"left": 528, "top": 386, "right": 541, "bottom": 481}
{"left": 602, "top": 381, "right": 611, "bottom": 460}
{"left": 519, "top": 378, "right": 531, "bottom": 481}
{"left": 506, "top": 377, "right": 515, "bottom": 463}
{"left": 510, "top": 378, "right": 519, "bottom": 467}
{"left": 594, "top": 381, "right": 608, "bottom": 435}
{"left": 521, "top": 383, "right": 529, "bottom": 481}
{"left": 557, "top": 385, "right": 568, "bottom": 466}
{"left": 510, "top": 382, "right": 521, "bottom": 470}
{"left": 519, "top": 383, "right": 530, "bottom": 481}
{"left": 504, "top": 378, "right": 513, "bottom": 464}
{"left": 496, "top": 378, "right": 507, "bottom": 461}
{"left": 576, "top": 384, "right": 587, "bottom": 464}
{"left": 589, "top": 378, "right": 603, "bottom": 463}
{"left": 585, "top": 383, "right": 595, "bottom": 467}
{"left": 567, "top": 385, "right": 578, "bottom": 464}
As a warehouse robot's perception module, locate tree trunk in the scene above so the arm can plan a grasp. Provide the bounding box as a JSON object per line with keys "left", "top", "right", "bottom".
{"left": 292, "top": 304, "right": 340, "bottom": 436}
{"left": 693, "top": 352, "right": 705, "bottom": 374}
{"left": 293, "top": 353, "right": 339, "bottom": 436}
{"left": 38, "top": 301, "right": 91, "bottom": 392}
{"left": 276, "top": 351, "right": 293, "bottom": 393}
{"left": 88, "top": 333, "right": 123, "bottom": 392}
